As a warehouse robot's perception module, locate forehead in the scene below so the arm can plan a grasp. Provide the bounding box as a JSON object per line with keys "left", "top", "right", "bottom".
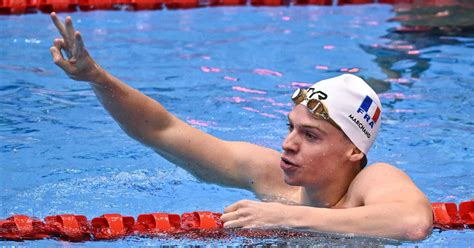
{"left": 288, "top": 104, "right": 316, "bottom": 121}
{"left": 288, "top": 105, "right": 320, "bottom": 124}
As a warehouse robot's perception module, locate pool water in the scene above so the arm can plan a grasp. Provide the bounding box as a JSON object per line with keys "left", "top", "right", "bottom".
{"left": 1, "top": 4, "right": 473, "bottom": 246}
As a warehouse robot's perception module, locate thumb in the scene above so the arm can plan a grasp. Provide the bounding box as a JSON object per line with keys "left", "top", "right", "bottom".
{"left": 50, "top": 45, "right": 71, "bottom": 72}
{"left": 49, "top": 39, "right": 70, "bottom": 72}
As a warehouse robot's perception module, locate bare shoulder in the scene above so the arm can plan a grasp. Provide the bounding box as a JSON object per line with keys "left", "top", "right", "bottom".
{"left": 356, "top": 162, "right": 413, "bottom": 184}
{"left": 347, "top": 162, "right": 428, "bottom": 205}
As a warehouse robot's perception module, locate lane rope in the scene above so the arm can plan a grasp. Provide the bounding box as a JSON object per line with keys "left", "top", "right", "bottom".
{"left": 0, "top": 0, "right": 425, "bottom": 15}
{"left": 1, "top": 200, "right": 472, "bottom": 241}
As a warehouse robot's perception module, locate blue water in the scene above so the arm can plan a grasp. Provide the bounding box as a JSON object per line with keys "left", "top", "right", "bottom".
{"left": 1, "top": 4, "right": 473, "bottom": 246}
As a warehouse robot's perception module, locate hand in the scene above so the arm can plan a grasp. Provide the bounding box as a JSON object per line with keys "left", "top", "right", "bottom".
{"left": 50, "top": 12, "right": 103, "bottom": 82}
{"left": 221, "top": 200, "right": 291, "bottom": 229}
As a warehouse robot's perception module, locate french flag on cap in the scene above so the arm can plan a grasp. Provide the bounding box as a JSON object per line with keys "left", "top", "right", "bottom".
{"left": 359, "top": 96, "right": 381, "bottom": 123}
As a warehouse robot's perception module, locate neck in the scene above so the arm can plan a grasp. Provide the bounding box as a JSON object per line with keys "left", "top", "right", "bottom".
{"left": 300, "top": 184, "right": 346, "bottom": 208}
{"left": 300, "top": 162, "right": 360, "bottom": 208}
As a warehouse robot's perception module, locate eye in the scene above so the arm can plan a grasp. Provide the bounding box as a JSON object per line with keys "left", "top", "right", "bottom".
{"left": 305, "top": 131, "right": 319, "bottom": 141}
{"left": 286, "top": 123, "right": 294, "bottom": 132}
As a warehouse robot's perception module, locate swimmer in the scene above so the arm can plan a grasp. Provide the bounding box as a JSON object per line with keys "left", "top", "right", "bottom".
{"left": 49, "top": 13, "right": 433, "bottom": 241}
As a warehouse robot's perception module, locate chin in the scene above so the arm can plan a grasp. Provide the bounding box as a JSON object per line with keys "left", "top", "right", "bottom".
{"left": 283, "top": 175, "right": 302, "bottom": 186}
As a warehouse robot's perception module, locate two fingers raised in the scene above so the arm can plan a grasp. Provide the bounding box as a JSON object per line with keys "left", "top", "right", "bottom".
{"left": 51, "top": 12, "right": 76, "bottom": 58}
{"left": 49, "top": 13, "right": 87, "bottom": 72}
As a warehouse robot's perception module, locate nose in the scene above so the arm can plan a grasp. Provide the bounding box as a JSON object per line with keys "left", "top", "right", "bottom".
{"left": 282, "top": 129, "right": 299, "bottom": 154}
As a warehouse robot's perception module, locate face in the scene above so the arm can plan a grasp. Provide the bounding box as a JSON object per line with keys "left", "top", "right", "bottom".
{"left": 280, "top": 105, "right": 355, "bottom": 188}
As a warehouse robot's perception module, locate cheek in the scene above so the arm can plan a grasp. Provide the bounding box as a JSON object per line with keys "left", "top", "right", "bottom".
{"left": 299, "top": 148, "right": 330, "bottom": 174}
{"left": 302, "top": 142, "right": 338, "bottom": 163}
{"left": 300, "top": 142, "right": 347, "bottom": 173}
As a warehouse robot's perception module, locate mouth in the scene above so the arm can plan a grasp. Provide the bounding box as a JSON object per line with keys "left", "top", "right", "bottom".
{"left": 280, "top": 157, "right": 300, "bottom": 171}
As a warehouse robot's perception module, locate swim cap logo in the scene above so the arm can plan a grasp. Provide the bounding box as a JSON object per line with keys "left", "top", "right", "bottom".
{"left": 306, "top": 88, "right": 328, "bottom": 100}
{"left": 357, "top": 96, "right": 381, "bottom": 128}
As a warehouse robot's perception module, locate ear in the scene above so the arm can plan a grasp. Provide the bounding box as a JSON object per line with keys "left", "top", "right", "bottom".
{"left": 347, "top": 146, "right": 364, "bottom": 163}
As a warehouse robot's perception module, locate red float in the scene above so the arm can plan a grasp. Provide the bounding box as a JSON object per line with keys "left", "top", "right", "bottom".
{"left": 431, "top": 202, "right": 464, "bottom": 229}
{"left": 130, "top": 0, "right": 162, "bottom": 10}
{"left": 379, "top": 0, "right": 413, "bottom": 3}
{"left": 44, "top": 214, "right": 91, "bottom": 241}
{"left": 164, "top": 0, "right": 200, "bottom": 9}
{"left": 209, "top": 0, "right": 246, "bottom": 6}
{"left": 294, "top": 0, "right": 331, "bottom": 5}
{"left": 338, "top": 0, "right": 373, "bottom": 5}
{"left": 37, "top": 0, "right": 77, "bottom": 13}
{"left": 181, "top": 211, "right": 223, "bottom": 230}
{"left": 0, "top": 0, "right": 36, "bottom": 14}
{"left": 459, "top": 200, "right": 474, "bottom": 228}
{"left": 0, "top": 215, "right": 49, "bottom": 240}
{"left": 250, "top": 0, "right": 284, "bottom": 6}
{"left": 134, "top": 213, "right": 181, "bottom": 234}
{"left": 91, "top": 214, "right": 135, "bottom": 240}
{"left": 78, "top": 0, "right": 115, "bottom": 10}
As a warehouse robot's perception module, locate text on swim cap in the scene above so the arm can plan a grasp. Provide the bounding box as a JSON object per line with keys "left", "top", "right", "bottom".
{"left": 348, "top": 114, "right": 371, "bottom": 139}
{"left": 357, "top": 96, "right": 380, "bottom": 128}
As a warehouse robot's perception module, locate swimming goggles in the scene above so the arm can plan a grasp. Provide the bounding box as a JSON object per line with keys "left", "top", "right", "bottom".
{"left": 291, "top": 88, "right": 342, "bottom": 130}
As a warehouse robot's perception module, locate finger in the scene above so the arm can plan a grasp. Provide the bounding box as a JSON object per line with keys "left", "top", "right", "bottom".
{"left": 224, "top": 202, "right": 241, "bottom": 214}
{"left": 54, "top": 38, "right": 66, "bottom": 48}
{"left": 50, "top": 12, "right": 68, "bottom": 41}
{"left": 51, "top": 13, "right": 73, "bottom": 58}
{"left": 53, "top": 38, "right": 72, "bottom": 58}
{"left": 220, "top": 211, "right": 239, "bottom": 223}
{"left": 50, "top": 45, "right": 69, "bottom": 71}
{"left": 223, "top": 219, "right": 244, "bottom": 229}
{"left": 65, "top": 16, "right": 76, "bottom": 41}
{"left": 73, "top": 31, "right": 86, "bottom": 57}
{"left": 224, "top": 199, "right": 255, "bottom": 213}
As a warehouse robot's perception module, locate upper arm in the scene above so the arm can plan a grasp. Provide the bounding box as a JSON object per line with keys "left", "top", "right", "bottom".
{"left": 349, "top": 163, "right": 433, "bottom": 232}
{"left": 346, "top": 163, "right": 433, "bottom": 240}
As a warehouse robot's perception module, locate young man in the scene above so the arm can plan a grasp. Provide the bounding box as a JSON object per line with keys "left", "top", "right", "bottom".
{"left": 49, "top": 13, "right": 433, "bottom": 241}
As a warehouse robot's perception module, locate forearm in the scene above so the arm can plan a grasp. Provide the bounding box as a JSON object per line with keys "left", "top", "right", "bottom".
{"left": 286, "top": 203, "right": 432, "bottom": 241}
{"left": 89, "top": 68, "right": 174, "bottom": 146}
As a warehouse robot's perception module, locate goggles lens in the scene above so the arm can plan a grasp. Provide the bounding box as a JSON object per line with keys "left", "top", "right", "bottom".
{"left": 291, "top": 88, "right": 341, "bottom": 129}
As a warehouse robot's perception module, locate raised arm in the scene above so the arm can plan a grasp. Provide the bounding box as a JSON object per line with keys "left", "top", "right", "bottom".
{"left": 49, "top": 13, "right": 290, "bottom": 196}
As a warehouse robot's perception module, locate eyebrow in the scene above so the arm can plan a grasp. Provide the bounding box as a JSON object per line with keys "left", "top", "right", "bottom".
{"left": 287, "top": 115, "right": 328, "bottom": 135}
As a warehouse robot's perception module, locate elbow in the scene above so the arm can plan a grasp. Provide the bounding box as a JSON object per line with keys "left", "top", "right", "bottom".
{"left": 402, "top": 210, "right": 433, "bottom": 241}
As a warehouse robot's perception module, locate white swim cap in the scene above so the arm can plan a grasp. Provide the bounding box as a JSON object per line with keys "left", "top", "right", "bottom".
{"left": 292, "top": 74, "right": 382, "bottom": 154}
